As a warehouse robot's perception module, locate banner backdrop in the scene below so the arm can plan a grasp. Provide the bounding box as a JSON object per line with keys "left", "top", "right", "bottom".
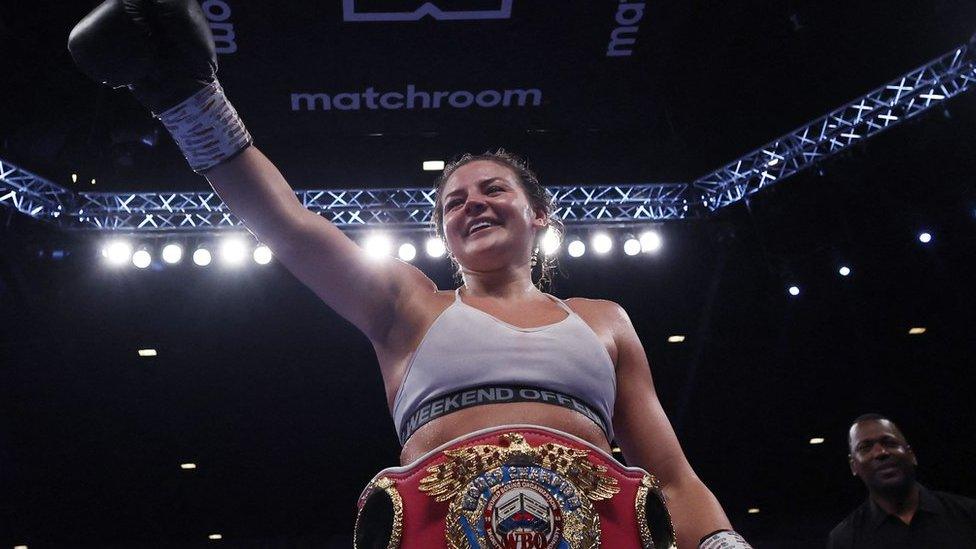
{"left": 4, "top": 1, "right": 975, "bottom": 190}
{"left": 210, "top": 1, "right": 661, "bottom": 138}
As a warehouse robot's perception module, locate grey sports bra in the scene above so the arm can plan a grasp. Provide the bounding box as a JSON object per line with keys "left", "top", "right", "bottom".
{"left": 391, "top": 289, "right": 617, "bottom": 445}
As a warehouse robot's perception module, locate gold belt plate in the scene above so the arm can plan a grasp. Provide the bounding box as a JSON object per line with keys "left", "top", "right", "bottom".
{"left": 420, "top": 433, "right": 620, "bottom": 549}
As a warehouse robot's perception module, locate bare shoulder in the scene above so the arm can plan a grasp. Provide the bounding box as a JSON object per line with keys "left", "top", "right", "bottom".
{"left": 562, "top": 297, "right": 632, "bottom": 367}
{"left": 564, "top": 297, "right": 639, "bottom": 345}
{"left": 564, "top": 296, "right": 630, "bottom": 325}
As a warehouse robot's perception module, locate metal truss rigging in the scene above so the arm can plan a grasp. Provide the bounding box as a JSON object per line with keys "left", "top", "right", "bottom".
{"left": 60, "top": 183, "right": 693, "bottom": 232}
{"left": 2, "top": 36, "right": 974, "bottom": 234}
{"left": 0, "top": 159, "right": 77, "bottom": 223}
{"left": 695, "top": 35, "right": 976, "bottom": 209}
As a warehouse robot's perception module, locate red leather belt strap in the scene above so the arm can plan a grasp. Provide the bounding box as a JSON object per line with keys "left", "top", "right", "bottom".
{"left": 355, "top": 425, "right": 675, "bottom": 549}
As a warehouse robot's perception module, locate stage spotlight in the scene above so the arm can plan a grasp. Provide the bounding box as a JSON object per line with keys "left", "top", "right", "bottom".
{"left": 132, "top": 249, "right": 152, "bottom": 269}
{"left": 918, "top": 232, "right": 932, "bottom": 243}
{"left": 592, "top": 233, "right": 612, "bottom": 255}
{"left": 748, "top": 508, "right": 760, "bottom": 515}
{"left": 398, "top": 243, "right": 417, "bottom": 262}
{"left": 364, "top": 233, "right": 393, "bottom": 258}
{"left": 788, "top": 285, "right": 800, "bottom": 296}
{"left": 640, "top": 231, "right": 663, "bottom": 253}
{"left": 104, "top": 240, "right": 133, "bottom": 266}
{"left": 253, "top": 245, "right": 273, "bottom": 265}
{"left": 838, "top": 266, "right": 851, "bottom": 277}
{"left": 809, "top": 437, "right": 825, "bottom": 445}
{"left": 193, "top": 247, "right": 213, "bottom": 267}
{"left": 162, "top": 243, "right": 183, "bottom": 264}
{"left": 426, "top": 238, "right": 446, "bottom": 258}
{"left": 623, "top": 237, "right": 641, "bottom": 256}
{"left": 567, "top": 239, "right": 585, "bottom": 258}
{"left": 541, "top": 227, "right": 561, "bottom": 256}
{"left": 220, "top": 238, "right": 248, "bottom": 265}
{"left": 423, "top": 160, "right": 445, "bottom": 171}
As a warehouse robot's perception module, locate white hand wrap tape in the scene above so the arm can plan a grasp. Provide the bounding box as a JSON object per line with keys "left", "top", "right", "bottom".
{"left": 157, "top": 80, "right": 252, "bottom": 174}
{"left": 699, "top": 529, "right": 753, "bottom": 549}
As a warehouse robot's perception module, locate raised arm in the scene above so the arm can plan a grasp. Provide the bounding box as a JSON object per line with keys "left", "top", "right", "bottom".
{"left": 204, "top": 146, "right": 435, "bottom": 342}
{"left": 609, "top": 303, "right": 751, "bottom": 548}
{"left": 68, "top": 0, "right": 435, "bottom": 345}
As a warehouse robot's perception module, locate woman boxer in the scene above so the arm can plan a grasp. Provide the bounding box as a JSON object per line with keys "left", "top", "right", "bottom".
{"left": 68, "top": 1, "right": 752, "bottom": 547}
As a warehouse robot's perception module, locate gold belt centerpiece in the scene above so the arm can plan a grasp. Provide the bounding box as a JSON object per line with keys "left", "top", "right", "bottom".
{"left": 420, "top": 432, "right": 620, "bottom": 549}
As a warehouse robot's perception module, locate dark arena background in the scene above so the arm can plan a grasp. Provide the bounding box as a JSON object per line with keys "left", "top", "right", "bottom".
{"left": 2, "top": 1, "right": 976, "bottom": 548}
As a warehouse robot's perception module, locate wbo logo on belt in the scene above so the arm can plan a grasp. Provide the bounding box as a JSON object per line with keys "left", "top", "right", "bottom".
{"left": 420, "top": 433, "right": 619, "bottom": 548}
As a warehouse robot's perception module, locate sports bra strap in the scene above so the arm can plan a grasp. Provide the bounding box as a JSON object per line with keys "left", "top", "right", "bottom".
{"left": 544, "top": 293, "right": 575, "bottom": 315}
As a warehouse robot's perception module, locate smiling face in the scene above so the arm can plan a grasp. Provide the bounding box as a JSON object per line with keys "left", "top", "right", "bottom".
{"left": 438, "top": 160, "right": 548, "bottom": 273}
{"left": 848, "top": 419, "right": 917, "bottom": 495}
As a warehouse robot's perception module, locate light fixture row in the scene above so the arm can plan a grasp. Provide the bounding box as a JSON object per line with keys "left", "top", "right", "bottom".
{"left": 100, "top": 230, "right": 666, "bottom": 269}
{"left": 101, "top": 239, "right": 273, "bottom": 269}
{"left": 362, "top": 229, "right": 665, "bottom": 260}
{"left": 99, "top": 228, "right": 938, "bottom": 270}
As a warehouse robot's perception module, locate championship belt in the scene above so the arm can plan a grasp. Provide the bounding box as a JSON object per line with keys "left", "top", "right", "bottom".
{"left": 355, "top": 425, "right": 676, "bottom": 548}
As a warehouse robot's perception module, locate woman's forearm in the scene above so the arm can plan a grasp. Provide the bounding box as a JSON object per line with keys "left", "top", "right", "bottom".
{"left": 662, "top": 474, "right": 733, "bottom": 548}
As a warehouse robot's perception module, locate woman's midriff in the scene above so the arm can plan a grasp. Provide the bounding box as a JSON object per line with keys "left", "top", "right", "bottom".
{"left": 399, "top": 402, "right": 612, "bottom": 465}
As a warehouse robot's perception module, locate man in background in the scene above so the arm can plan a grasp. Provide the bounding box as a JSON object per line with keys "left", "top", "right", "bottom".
{"left": 827, "top": 413, "right": 976, "bottom": 548}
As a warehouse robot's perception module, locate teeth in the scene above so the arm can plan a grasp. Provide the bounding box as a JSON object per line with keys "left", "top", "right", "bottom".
{"left": 469, "top": 222, "right": 493, "bottom": 234}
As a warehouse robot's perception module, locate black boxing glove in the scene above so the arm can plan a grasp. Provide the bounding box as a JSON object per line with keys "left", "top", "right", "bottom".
{"left": 68, "top": 0, "right": 216, "bottom": 114}
{"left": 69, "top": 0, "right": 250, "bottom": 173}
